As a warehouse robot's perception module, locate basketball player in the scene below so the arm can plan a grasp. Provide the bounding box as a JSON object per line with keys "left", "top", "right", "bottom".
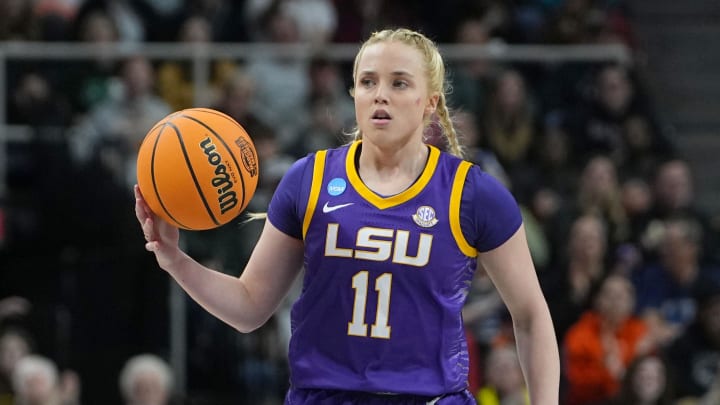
{"left": 135, "top": 28, "right": 559, "bottom": 404}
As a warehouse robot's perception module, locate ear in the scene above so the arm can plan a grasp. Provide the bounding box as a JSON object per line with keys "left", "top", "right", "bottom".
{"left": 425, "top": 92, "right": 440, "bottom": 116}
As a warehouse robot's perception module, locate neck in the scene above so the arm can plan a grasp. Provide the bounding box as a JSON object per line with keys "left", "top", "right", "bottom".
{"left": 357, "top": 140, "right": 429, "bottom": 195}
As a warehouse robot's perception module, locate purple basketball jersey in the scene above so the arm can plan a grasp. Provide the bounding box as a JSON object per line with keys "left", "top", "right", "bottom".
{"left": 286, "top": 141, "right": 478, "bottom": 396}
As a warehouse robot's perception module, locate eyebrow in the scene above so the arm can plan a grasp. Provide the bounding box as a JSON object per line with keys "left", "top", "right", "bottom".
{"left": 358, "top": 69, "right": 415, "bottom": 77}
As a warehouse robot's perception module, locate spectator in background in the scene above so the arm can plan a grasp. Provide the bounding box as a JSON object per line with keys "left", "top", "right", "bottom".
{"left": 155, "top": 14, "right": 240, "bottom": 110}
{"left": 182, "top": 0, "right": 248, "bottom": 42}
{"left": 554, "top": 155, "right": 629, "bottom": 251}
{"left": 0, "top": 327, "right": 33, "bottom": 405}
{"left": 542, "top": 214, "right": 610, "bottom": 342}
{"left": 447, "top": 17, "right": 501, "bottom": 126}
{"left": 0, "top": 0, "right": 41, "bottom": 40}
{"left": 119, "top": 354, "right": 173, "bottom": 405}
{"left": 608, "top": 354, "right": 675, "bottom": 405}
{"left": 11, "top": 355, "right": 59, "bottom": 405}
{"left": 568, "top": 64, "right": 672, "bottom": 177}
{"left": 8, "top": 72, "right": 73, "bottom": 127}
{"left": 455, "top": 109, "right": 510, "bottom": 188}
{"left": 293, "top": 55, "right": 355, "bottom": 157}
{"left": 476, "top": 345, "right": 529, "bottom": 405}
{"left": 643, "top": 159, "right": 719, "bottom": 265}
{"left": 665, "top": 281, "right": 720, "bottom": 400}
{"left": 483, "top": 69, "right": 538, "bottom": 185}
{"left": 69, "top": 55, "right": 172, "bottom": 190}
{"left": 563, "top": 274, "right": 652, "bottom": 405}
{"left": 73, "top": 0, "right": 146, "bottom": 43}
{"left": 463, "top": 266, "right": 506, "bottom": 362}
{"left": 633, "top": 217, "right": 720, "bottom": 348}
{"left": 283, "top": 0, "right": 338, "bottom": 43}
{"left": 533, "top": 111, "right": 578, "bottom": 199}
{"left": 620, "top": 177, "right": 654, "bottom": 249}
{"left": 246, "top": 6, "right": 309, "bottom": 152}
{"left": 63, "top": 8, "right": 120, "bottom": 115}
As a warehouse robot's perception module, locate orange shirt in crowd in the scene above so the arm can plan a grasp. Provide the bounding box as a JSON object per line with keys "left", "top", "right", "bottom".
{"left": 563, "top": 311, "right": 649, "bottom": 405}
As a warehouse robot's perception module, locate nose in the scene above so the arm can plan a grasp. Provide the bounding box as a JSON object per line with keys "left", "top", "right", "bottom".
{"left": 374, "top": 84, "right": 388, "bottom": 104}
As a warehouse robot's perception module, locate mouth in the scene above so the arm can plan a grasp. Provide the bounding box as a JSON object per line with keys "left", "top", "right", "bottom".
{"left": 371, "top": 109, "right": 392, "bottom": 124}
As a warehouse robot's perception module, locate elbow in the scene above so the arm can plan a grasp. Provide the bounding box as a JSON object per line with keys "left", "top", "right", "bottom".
{"left": 232, "top": 314, "right": 272, "bottom": 334}
{"left": 233, "top": 322, "right": 262, "bottom": 334}
{"left": 512, "top": 300, "right": 553, "bottom": 333}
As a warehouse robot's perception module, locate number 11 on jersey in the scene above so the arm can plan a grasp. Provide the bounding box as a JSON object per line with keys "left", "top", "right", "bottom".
{"left": 348, "top": 271, "right": 393, "bottom": 339}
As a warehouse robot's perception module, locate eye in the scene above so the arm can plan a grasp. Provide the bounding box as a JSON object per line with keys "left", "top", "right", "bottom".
{"left": 393, "top": 80, "right": 409, "bottom": 89}
{"left": 359, "top": 78, "right": 375, "bottom": 88}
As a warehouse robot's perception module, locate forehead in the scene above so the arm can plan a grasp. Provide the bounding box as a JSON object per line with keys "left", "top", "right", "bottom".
{"left": 357, "top": 41, "right": 425, "bottom": 74}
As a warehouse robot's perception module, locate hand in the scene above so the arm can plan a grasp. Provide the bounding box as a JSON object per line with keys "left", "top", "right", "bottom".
{"left": 134, "top": 184, "right": 184, "bottom": 271}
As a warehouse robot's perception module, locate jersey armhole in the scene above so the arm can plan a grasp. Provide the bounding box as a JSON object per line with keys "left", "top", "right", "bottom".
{"left": 301, "top": 149, "right": 327, "bottom": 239}
{"left": 449, "top": 161, "right": 478, "bottom": 257}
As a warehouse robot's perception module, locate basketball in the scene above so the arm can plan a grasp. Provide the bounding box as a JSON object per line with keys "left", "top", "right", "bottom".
{"left": 136, "top": 108, "right": 259, "bottom": 230}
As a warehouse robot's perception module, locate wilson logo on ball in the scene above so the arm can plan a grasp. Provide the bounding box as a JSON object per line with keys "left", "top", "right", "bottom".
{"left": 235, "top": 137, "right": 258, "bottom": 177}
{"left": 200, "top": 136, "right": 238, "bottom": 215}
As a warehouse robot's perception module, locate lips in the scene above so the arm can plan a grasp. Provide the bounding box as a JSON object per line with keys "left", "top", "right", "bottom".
{"left": 371, "top": 109, "right": 392, "bottom": 125}
{"left": 372, "top": 109, "right": 391, "bottom": 119}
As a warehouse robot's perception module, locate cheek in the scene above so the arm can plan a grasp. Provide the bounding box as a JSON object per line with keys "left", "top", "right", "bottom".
{"left": 415, "top": 98, "right": 422, "bottom": 106}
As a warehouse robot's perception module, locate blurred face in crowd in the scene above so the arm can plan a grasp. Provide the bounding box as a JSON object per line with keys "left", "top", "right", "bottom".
{"left": 80, "top": 11, "right": 118, "bottom": 43}
{"left": 660, "top": 220, "right": 700, "bottom": 282}
{"left": 269, "top": 12, "right": 299, "bottom": 43}
{"left": 485, "top": 346, "right": 525, "bottom": 395}
{"left": 178, "top": 16, "right": 211, "bottom": 43}
{"left": 496, "top": 70, "right": 527, "bottom": 113}
{"left": 569, "top": 215, "right": 607, "bottom": 263}
{"left": 595, "top": 275, "right": 635, "bottom": 326}
{"left": 581, "top": 156, "right": 618, "bottom": 199}
{"left": 18, "top": 372, "right": 56, "bottom": 404}
{"left": 353, "top": 40, "right": 438, "bottom": 149}
{"left": 655, "top": 160, "right": 693, "bottom": 211}
{"left": 621, "top": 178, "right": 652, "bottom": 216}
{"left": 599, "top": 65, "right": 632, "bottom": 114}
{"left": 123, "top": 57, "right": 155, "bottom": 99}
{"left": 130, "top": 371, "right": 169, "bottom": 405}
{"left": 631, "top": 356, "right": 667, "bottom": 403}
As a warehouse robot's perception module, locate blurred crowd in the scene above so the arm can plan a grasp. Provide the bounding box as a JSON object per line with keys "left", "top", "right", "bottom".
{"left": 1, "top": 0, "right": 719, "bottom": 404}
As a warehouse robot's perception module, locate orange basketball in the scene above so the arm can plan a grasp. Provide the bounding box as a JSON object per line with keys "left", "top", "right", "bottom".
{"left": 136, "top": 108, "right": 259, "bottom": 230}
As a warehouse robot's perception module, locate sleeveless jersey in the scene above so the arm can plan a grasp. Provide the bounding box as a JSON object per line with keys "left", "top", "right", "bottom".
{"left": 286, "top": 141, "right": 479, "bottom": 396}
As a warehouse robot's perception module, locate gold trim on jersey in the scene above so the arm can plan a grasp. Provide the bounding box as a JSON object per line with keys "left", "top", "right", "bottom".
{"left": 303, "top": 150, "right": 327, "bottom": 239}
{"left": 345, "top": 140, "right": 441, "bottom": 210}
{"left": 450, "top": 161, "right": 478, "bottom": 257}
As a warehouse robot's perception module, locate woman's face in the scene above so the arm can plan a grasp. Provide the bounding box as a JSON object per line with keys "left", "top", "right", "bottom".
{"left": 632, "top": 357, "right": 666, "bottom": 402}
{"left": 353, "top": 41, "right": 438, "bottom": 149}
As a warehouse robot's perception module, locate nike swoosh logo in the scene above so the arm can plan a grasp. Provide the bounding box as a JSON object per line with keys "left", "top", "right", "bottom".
{"left": 322, "top": 202, "right": 354, "bottom": 213}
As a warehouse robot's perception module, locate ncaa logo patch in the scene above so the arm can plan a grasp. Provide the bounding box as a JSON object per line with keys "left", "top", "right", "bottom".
{"left": 327, "top": 178, "right": 347, "bottom": 196}
{"left": 413, "top": 205, "right": 438, "bottom": 228}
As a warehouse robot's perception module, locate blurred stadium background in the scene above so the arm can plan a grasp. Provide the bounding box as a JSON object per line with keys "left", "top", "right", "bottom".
{"left": 1, "top": 0, "right": 719, "bottom": 404}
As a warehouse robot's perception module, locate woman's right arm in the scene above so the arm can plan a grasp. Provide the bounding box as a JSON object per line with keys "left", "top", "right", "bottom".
{"left": 134, "top": 185, "right": 304, "bottom": 333}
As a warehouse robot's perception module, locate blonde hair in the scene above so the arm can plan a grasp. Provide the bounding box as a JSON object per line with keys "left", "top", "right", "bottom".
{"left": 244, "top": 29, "right": 463, "bottom": 223}
{"left": 119, "top": 354, "right": 173, "bottom": 401}
{"left": 12, "top": 355, "right": 58, "bottom": 396}
{"left": 350, "top": 28, "right": 463, "bottom": 158}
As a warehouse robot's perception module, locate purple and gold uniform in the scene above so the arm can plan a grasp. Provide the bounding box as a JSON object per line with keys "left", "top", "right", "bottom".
{"left": 268, "top": 141, "right": 522, "bottom": 402}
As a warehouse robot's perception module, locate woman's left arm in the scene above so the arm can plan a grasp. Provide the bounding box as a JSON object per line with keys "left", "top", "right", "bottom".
{"left": 479, "top": 225, "right": 560, "bottom": 405}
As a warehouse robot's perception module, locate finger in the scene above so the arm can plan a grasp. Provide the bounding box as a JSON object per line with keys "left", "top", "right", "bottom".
{"left": 134, "top": 185, "right": 155, "bottom": 219}
{"left": 135, "top": 198, "right": 147, "bottom": 223}
{"left": 142, "top": 217, "right": 155, "bottom": 241}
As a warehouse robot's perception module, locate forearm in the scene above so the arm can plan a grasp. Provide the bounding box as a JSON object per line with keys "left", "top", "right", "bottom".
{"left": 514, "top": 303, "right": 560, "bottom": 405}
{"left": 166, "top": 252, "right": 269, "bottom": 332}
